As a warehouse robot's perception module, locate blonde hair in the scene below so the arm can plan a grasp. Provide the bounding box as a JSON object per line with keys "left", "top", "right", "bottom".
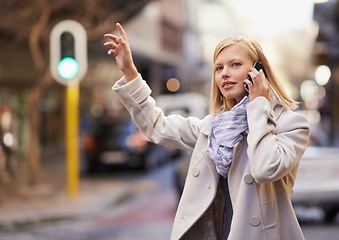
{"left": 209, "top": 37, "right": 298, "bottom": 115}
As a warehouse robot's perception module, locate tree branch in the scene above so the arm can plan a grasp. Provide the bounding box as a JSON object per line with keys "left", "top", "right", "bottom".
{"left": 29, "top": 0, "right": 51, "bottom": 75}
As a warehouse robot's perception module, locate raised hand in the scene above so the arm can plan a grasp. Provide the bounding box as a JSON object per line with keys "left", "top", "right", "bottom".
{"left": 104, "top": 23, "right": 138, "bottom": 82}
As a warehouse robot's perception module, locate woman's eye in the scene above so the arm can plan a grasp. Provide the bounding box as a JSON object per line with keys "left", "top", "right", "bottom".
{"left": 216, "top": 66, "right": 223, "bottom": 71}
{"left": 232, "top": 62, "right": 241, "bottom": 67}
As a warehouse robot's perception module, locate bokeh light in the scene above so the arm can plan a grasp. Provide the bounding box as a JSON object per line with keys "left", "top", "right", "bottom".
{"left": 166, "top": 78, "right": 180, "bottom": 92}
{"left": 315, "top": 65, "right": 331, "bottom": 86}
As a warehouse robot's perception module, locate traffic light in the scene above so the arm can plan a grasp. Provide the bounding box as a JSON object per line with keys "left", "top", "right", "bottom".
{"left": 58, "top": 32, "right": 78, "bottom": 80}
{"left": 50, "top": 20, "right": 87, "bottom": 85}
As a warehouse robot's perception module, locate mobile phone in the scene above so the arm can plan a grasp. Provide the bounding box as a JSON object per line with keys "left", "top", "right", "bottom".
{"left": 244, "top": 61, "right": 266, "bottom": 92}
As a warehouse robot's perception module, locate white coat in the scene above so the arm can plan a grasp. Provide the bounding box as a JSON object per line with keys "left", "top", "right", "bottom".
{"left": 113, "top": 75, "right": 310, "bottom": 240}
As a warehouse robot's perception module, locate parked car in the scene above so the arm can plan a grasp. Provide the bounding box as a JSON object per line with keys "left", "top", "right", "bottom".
{"left": 291, "top": 146, "right": 339, "bottom": 222}
{"left": 83, "top": 117, "right": 155, "bottom": 173}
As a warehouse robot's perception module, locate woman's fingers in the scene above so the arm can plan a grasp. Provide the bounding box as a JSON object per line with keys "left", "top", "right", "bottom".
{"left": 103, "top": 41, "right": 116, "bottom": 49}
{"left": 104, "top": 33, "right": 118, "bottom": 42}
{"left": 104, "top": 24, "right": 128, "bottom": 43}
{"left": 103, "top": 23, "right": 129, "bottom": 57}
{"left": 116, "top": 23, "right": 128, "bottom": 41}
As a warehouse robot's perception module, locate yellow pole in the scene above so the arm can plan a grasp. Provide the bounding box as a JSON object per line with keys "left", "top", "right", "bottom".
{"left": 65, "top": 83, "right": 79, "bottom": 198}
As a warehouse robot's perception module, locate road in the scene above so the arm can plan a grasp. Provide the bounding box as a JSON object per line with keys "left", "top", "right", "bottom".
{"left": 0, "top": 161, "right": 338, "bottom": 240}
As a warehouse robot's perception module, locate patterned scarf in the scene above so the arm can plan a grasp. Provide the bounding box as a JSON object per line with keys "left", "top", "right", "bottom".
{"left": 208, "top": 96, "right": 249, "bottom": 178}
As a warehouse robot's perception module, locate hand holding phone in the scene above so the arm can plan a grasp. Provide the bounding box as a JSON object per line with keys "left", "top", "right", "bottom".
{"left": 244, "top": 61, "right": 266, "bottom": 92}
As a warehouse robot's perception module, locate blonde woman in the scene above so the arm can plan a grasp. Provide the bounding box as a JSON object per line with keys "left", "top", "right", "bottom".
{"left": 104, "top": 23, "right": 310, "bottom": 240}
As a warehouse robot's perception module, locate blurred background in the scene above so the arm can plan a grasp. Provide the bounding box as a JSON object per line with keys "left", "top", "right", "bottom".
{"left": 0, "top": 0, "right": 339, "bottom": 239}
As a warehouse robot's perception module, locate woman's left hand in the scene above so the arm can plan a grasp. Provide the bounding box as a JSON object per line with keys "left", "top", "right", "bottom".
{"left": 243, "top": 68, "right": 270, "bottom": 101}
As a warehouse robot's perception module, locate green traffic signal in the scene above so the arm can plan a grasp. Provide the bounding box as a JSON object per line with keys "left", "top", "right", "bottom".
{"left": 57, "top": 57, "right": 79, "bottom": 80}
{"left": 50, "top": 20, "right": 88, "bottom": 85}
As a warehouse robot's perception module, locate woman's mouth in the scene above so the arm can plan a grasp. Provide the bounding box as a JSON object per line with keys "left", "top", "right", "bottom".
{"left": 222, "top": 81, "right": 236, "bottom": 89}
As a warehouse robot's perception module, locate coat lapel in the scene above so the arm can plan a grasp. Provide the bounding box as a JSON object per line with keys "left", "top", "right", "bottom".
{"left": 200, "top": 115, "right": 212, "bottom": 136}
{"left": 200, "top": 116, "right": 220, "bottom": 186}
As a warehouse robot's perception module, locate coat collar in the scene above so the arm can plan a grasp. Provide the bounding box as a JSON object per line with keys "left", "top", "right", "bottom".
{"left": 274, "top": 104, "right": 283, "bottom": 119}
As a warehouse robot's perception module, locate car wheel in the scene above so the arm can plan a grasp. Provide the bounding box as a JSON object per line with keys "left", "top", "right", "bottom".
{"left": 324, "top": 206, "right": 339, "bottom": 222}
{"left": 141, "top": 155, "right": 157, "bottom": 171}
{"left": 86, "top": 157, "right": 102, "bottom": 173}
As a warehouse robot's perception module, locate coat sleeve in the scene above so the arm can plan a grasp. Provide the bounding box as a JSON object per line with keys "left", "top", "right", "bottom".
{"left": 246, "top": 97, "right": 310, "bottom": 183}
{"left": 112, "top": 75, "right": 202, "bottom": 151}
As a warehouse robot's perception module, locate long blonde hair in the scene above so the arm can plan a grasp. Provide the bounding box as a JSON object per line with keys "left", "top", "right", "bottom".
{"left": 209, "top": 37, "right": 298, "bottom": 115}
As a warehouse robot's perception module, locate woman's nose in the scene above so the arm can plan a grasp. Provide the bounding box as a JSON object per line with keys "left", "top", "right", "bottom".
{"left": 222, "top": 67, "right": 230, "bottom": 78}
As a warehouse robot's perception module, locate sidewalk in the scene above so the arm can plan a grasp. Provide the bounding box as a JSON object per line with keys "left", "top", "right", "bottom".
{"left": 0, "top": 148, "right": 133, "bottom": 229}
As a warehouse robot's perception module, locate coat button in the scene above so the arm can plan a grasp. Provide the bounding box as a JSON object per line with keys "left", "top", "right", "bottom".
{"left": 192, "top": 168, "right": 200, "bottom": 177}
{"left": 244, "top": 175, "right": 254, "bottom": 184}
{"left": 250, "top": 216, "right": 261, "bottom": 226}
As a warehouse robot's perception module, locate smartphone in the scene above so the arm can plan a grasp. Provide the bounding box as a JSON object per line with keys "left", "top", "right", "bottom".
{"left": 244, "top": 61, "right": 266, "bottom": 92}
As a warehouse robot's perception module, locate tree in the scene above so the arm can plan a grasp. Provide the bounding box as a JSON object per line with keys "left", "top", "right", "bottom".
{"left": 0, "top": 0, "right": 152, "bottom": 184}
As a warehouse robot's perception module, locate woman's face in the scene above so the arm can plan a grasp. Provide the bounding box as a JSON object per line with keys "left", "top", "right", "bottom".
{"left": 214, "top": 45, "right": 253, "bottom": 103}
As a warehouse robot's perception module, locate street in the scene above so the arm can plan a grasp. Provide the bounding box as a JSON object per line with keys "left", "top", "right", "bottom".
{"left": 0, "top": 161, "right": 338, "bottom": 240}
{"left": 1, "top": 1, "right": 339, "bottom": 240}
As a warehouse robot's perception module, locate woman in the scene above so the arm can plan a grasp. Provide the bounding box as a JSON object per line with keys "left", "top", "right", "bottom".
{"left": 104, "top": 23, "right": 310, "bottom": 240}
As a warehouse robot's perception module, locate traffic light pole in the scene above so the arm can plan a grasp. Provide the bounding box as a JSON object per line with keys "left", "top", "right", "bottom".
{"left": 50, "top": 20, "right": 87, "bottom": 198}
{"left": 65, "top": 83, "right": 79, "bottom": 198}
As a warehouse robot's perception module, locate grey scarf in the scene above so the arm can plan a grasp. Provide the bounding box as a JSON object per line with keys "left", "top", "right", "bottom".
{"left": 208, "top": 96, "right": 249, "bottom": 178}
